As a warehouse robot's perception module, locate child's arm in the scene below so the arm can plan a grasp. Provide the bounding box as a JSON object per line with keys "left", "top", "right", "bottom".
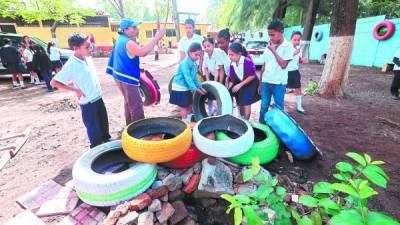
{"left": 50, "top": 80, "right": 84, "bottom": 99}
{"left": 204, "top": 66, "right": 210, "bottom": 81}
{"left": 267, "top": 42, "right": 291, "bottom": 69}
{"left": 181, "top": 63, "right": 202, "bottom": 91}
{"left": 126, "top": 29, "right": 165, "bottom": 57}
{"left": 232, "top": 76, "right": 255, "bottom": 93}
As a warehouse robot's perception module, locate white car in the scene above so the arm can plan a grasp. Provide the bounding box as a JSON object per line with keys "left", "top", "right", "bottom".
{"left": 245, "top": 41, "right": 268, "bottom": 67}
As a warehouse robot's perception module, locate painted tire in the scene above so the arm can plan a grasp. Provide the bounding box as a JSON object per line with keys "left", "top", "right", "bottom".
{"left": 193, "top": 115, "right": 254, "bottom": 158}
{"left": 72, "top": 140, "right": 157, "bottom": 207}
{"left": 314, "top": 31, "right": 323, "bottom": 42}
{"left": 216, "top": 121, "right": 279, "bottom": 165}
{"left": 168, "top": 73, "right": 205, "bottom": 94}
{"left": 373, "top": 21, "right": 395, "bottom": 41}
{"left": 193, "top": 81, "right": 233, "bottom": 121}
{"left": 122, "top": 117, "right": 192, "bottom": 163}
{"left": 140, "top": 69, "right": 160, "bottom": 106}
{"left": 265, "top": 107, "right": 316, "bottom": 159}
{"left": 163, "top": 145, "right": 207, "bottom": 168}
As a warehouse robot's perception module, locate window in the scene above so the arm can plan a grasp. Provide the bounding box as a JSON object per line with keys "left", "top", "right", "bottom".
{"left": 166, "top": 29, "right": 176, "bottom": 37}
{"left": 195, "top": 29, "right": 201, "bottom": 35}
{"left": 146, "top": 31, "right": 153, "bottom": 38}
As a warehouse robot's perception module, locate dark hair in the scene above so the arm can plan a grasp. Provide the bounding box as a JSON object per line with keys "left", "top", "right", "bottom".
{"left": 188, "top": 42, "right": 202, "bottom": 53}
{"left": 68, "top": 33, "right": 88, "bottom": 50}
{"left": 184, "top": 18, "right": 195, "bottom": 28}
{"left": 47, "top": 42, "right": 54, "bottom": 54}
{"left": 202, "top": 37, "right": 214, "bottom": 45}
{"left": 20, "top": 44, "right": 26, "bottom": 49}
{"left": 32, "top": 44, "right": 44, "bottom": 53}
{"left": 3, "top": 38, "right": 12, "bottom": 45}
{"left": 218, "top": 28, "right": 230, "bottom": 40}
{"left": 229, "top": 42, "right": 248, "bottom": 57}
{"left": 268, "top": 19, "right": 284, "bottom": 31}
{"left": 291, "top": 31, "right": 302, "bottom": 38}
{"left": 22, "top": 35, "right": 30, "bottom": 44}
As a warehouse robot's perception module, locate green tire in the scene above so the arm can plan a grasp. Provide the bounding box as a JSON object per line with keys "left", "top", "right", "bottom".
{"left": 216, "top": 121, "right": 279, "bottom": 165}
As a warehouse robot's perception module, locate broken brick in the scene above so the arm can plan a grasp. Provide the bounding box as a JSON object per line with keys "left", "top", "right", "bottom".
{"left": 130, "top": 193, "right": 152, "bottom": 211}
{"left": 183, "top": 175, "right": 200, "bottom": 194}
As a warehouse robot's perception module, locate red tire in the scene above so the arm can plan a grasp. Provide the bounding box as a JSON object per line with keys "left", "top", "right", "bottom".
{"left": 373, "top": 21, "right": 395, "bottom": 41}
{"left": 140, "top": 69, "right": 160, "bottom": 106}
{"left": 163, "top": 145, "right": 207, "bottom": 168}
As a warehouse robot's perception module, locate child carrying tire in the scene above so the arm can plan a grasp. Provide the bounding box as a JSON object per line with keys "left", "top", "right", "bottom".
{"left": 169, "top": 42, "right": 207, "bottom": 122}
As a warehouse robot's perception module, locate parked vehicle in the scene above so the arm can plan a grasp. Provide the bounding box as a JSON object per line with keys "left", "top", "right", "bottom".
{"left": 0, "top": 32, "right": 73, "bottom": 75}
{"left": 246, "top": 41, "right": 268, "bottom": 67}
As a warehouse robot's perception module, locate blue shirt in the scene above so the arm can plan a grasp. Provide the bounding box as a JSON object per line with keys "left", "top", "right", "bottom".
{"left": 106, "top": 34, "right": 141, "bottom": 85}
{"left": 171, "top": 56, "right": 201, "bottom": 91}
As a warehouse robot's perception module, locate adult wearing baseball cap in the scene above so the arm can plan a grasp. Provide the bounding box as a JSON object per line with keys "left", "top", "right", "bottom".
{"left": 107, "top": 18, "right": 165, "bottom": 125}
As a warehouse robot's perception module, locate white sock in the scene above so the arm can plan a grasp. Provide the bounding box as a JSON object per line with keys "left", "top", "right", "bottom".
{"left": 34, "top": 77, "right": 40, "bottom": 83}
{"left": 296, "top": 95, "right": 304, "bottom": 111}
{"left": 19, "top": 81, "right": 25, "bottom": 86}
{"left": 13, "top": 81, "right": 19, "bottom": 86}
{"left": 30, "top": 77, "right": 34, "bottom": 83}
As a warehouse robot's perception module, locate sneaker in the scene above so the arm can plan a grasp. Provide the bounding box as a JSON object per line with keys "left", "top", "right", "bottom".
{"left": 392, "top": 96, "right": 400, "bottom": 100}
{"left": 20, "top": 85, "right": 27, "bottom": 89}
{"left": 12, "top": 84, "right": 20, "bottom": 89}
{"left": 47, "top": 89, "right": 55, "bottom": 93}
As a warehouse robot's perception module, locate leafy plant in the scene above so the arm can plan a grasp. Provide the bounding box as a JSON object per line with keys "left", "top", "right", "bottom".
{"left": 221, "top": 158, "right": 292, "bottom": 225}
{"left": 295, "top": 152, "right": 400, "bottom": 225}
{"left": 303, "top": 80, "right": 318, "bottom": 96}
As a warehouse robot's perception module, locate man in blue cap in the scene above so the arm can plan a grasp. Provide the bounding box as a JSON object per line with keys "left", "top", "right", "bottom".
{"left": 107, "top": 18, "right": 165, "bottom": 125}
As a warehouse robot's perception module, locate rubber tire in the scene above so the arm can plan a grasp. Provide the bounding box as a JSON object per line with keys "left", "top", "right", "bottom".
{"left": 314, "top": 31, "right": 323, "bottom": 42}
{"left": 122, "top": 117, "right": 192, "bottom": 163}
{"left": 265, "top": 107, "right": 316, "bottom": 159}
{"left": 140, "top": 70, "right": 160, "bottom": 106}
{"left": 216, "top": 121, "right": 279, "bottom": 165}
{"left": 373, "top": 21, "right": 395, "bottom": 41}
{"left": 72, "top": 140, "right": 157, "bottom": 207}
{"left": 139, "top": 80, "right": 153, "bottom": 106}
{"left": 193, "top": 81, "right": 233, "bottom": 122}
{"left": 193, "top": 115, "right": 254, "bottom": 158}
{"left": 163, "top": 145, "right": 207, "bottom": 168}
{"left": 168, "top": 73, "right": 205, "bottom": 94}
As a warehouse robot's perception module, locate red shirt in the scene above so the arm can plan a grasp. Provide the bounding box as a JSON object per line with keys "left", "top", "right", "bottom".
{"left": 89, "top": 36, "right": 95, "bottom": 43}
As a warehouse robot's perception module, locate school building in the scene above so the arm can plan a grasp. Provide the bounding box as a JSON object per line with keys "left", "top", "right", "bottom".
{"left": 0, "top": 16, "right": 210, "bottom": 50}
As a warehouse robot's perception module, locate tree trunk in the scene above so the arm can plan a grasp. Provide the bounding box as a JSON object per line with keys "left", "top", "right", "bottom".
{"left": 172, "top": 0, "right": 180, "bottom": 42}
{"left": 50, "top": 21, "right": 59, "bottom": 46}
{"left": 301, "top": 0, "right": 320, "bottom": 62}
{"left": 272, "top": 0, "right": 288, "bottom": 19}
{"left": 318, "top": 0, "right": 359, "bottom": 97}
{"left": 118, "top": 0, "right": 125, "bottom": 18}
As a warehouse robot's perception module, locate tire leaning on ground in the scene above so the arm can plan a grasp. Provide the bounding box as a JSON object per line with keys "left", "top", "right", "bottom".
{"left": 265, "top": 107, "right": 317, "bottom": 160}
{"left": 216, "top": 121, "right": 279, "bottom": 165}
{"left": 122, "top": 117, "right": 192, "bottom": 163}
{"left": 139, "top": 69, "right": 160, "bottom": 106}
{"left": 193, "top": 115, "right": 254, "bottom": 158}
{"left": 193, "top": 81, "right": 233, "bottom": 121}
{"left": 72, "top": 140, "right": 157, "bottom": 207}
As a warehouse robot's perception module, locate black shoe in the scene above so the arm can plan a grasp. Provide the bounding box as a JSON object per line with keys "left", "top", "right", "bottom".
{"left": 47, "top": 89, "right": 55, "bottom": 92}
{"left": 392, "top": 96, "right": 400, "bottom": 100}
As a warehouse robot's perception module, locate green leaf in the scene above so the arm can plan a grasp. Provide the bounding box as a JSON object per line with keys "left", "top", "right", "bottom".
{"left": 359, "top": 183, "right": 378, "bottom": 199}
{"left": 367, "top": 211, "right": 400, "bottom": 225}
{"left": 251, "top": 157, "right": 261, "bottom": 175}
{"left": 311, "top": 211, "right": 323, "bottom": 225}
{"left": 358, "top": 180, "right": 369, "bottom": 190}
{"left": 318, "top": 198, "right": 340, "bottom": 210}
{"left": 255, "top": 185, "right": 273, "bottom": 200}
{"left": 276, "top": 218, "right": 292, "bottom": 225}
{"left": 362, "top": 166, "right": 387, "bottom": 188}
{"left": 336, "top": 162, "right": 355, "bottom": 173}
{"left": 235, "top": 195, "right": 251, "bottom": 204}
{"left": 371, "top": 160, "right": 385, "bottom": 165}
{"left": 365, "top": 165, "right": 389, "bottom": 180}
{"left": 313, "top": 181, "right": 335, "bottom": 194}
{"left": 299, "top": 195, "right": 319, "bottom": 207}
{"left": 269, "top": 177, "right": 279, "bottom": 186}
{"left": 364, "top": 153, "right": 372, "bottom": 164}
{"left": 331, "top": 183, "right": 358, "bottom": 197}
{"left": 243, "top": 169, "right": 253, "bottom": 182}
{"left": 346, "top": 152, "right": 367, "bottom": 167}
{"left": 234, "top": 208, "right": 243, "bottom": 225}
{"left": 333, "top": 173, "right": 351, "bottom": 181}
{"left": 276, "top": 187, "right": 286, "bottom": 197}
{"left": 242, "top": 206, "right": 263, "bottom": 225}
{"left": 221, "top": 194, "right": 238, "bottom": 205}
{"left": 330, "top": 210, "right": 364, "bottom": 225}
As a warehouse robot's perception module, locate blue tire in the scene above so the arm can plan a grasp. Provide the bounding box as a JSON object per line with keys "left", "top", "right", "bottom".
{"left": 314, "top": 31, "right": 323, "bottom": 41}
{"left": 265, "top": 107, "right": 317, "bottom": 159}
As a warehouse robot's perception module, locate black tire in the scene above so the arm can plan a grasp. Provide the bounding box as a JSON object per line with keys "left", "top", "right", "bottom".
{"left": 139, "top": 81, "right": 153, "bottom": 106}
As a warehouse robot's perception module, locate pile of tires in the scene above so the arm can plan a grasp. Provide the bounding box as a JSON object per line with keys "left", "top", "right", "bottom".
{"left": 216, "top": 121, "right": 279, "bottom": 165}
{"left": 122, "top": 117, "right": 192, "bottom": 163}
{"left": 72, "top": 140, "right": 157, "bottom": 207}
{"left": 139, "top": 69, "right": 160, "bottom": 106}
{"left": 193, "top": 81, "right": 233, "bottom": 121}
{"left": 265, "top": 107, "right": 317, "bottom": 159}
{"left": 193, "top": 115, "right": 254, "bottom": 158}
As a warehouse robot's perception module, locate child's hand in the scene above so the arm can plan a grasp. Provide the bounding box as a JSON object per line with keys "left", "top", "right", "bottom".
{"left": 197, "top": 88, "right": 207, "bottom": 95}
{"left": 294, "top": 48, "right": 300, "bottom": 55}
{"left": 232, "top": 84, "right": 241, "bottom": 93}
{"left": 75, "top": 89, "right": 85, "bottom": 99}
{"left": 267, "top": 42, "right": 275, "bottom": 52}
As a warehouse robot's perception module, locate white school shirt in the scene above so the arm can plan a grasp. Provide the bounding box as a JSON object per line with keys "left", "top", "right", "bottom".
{"left": 287, "top": 46, "right": 302, "bottom": 71}
{"left": 23, "top": 48, "right": 33, "bottom": 62}
{"left": 53, "top": 55, "right": 102, "bottom": 105}
{"left": 231, "top": 56, "right": 245, "bottom": 81}
{"left": 178, "top": 34, "right": 204, "bottom": 54}
{"left": 215, "top": 48, "right": 231, "bottom": 76}
{"left": 49, "top": 46, "right": 61, "bottom": 61}
{"left": 261, "top": 39, "right": 294, "bottom": 84}
{"left": 394, "top": 50, "right": 400, "bottom": 71}
{"left": 203, "top": 49, "right": 220, "bottom": 75}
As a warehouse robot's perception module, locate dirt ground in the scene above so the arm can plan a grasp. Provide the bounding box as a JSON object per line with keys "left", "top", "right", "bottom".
{"left": 0, "top": 52, "right": 399, "bottom": 223}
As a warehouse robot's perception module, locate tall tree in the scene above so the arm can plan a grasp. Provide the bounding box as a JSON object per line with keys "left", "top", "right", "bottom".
{"left": 107, "top": 0, "right": 125, "bottom": 18}
{"left": 272, "top": 0, "right": 288, "bottom": 19}
{"left": 0, "top": 0, "right": 94, "bottom": 42}
{"left": 318, "top": 0, "right": 359, "bottom": 97}
{"left": 301, "top": 0, "right": 320, "bottom": 61}
{"left": 100, "top": 0, "right": 147, "bottom": 20}
{"left": 172, "top": 0, "right": 180, "bottom": 41}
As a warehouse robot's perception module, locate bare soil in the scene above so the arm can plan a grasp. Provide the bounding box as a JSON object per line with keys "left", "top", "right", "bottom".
{"left": 0, "top": 54, "right": 399, "bottom": 223}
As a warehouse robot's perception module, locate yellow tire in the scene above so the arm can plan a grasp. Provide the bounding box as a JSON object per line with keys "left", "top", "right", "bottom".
{"left": 122, "top": 117, "right": 192, "bottom": 163}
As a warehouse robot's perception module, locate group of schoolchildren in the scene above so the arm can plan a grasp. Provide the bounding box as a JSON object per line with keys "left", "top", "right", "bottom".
{"left": 169, "top": 18, "right": 307, "bottom": 124}
{"left": 0, "top": 35, "right": 63, "bottom": 92}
